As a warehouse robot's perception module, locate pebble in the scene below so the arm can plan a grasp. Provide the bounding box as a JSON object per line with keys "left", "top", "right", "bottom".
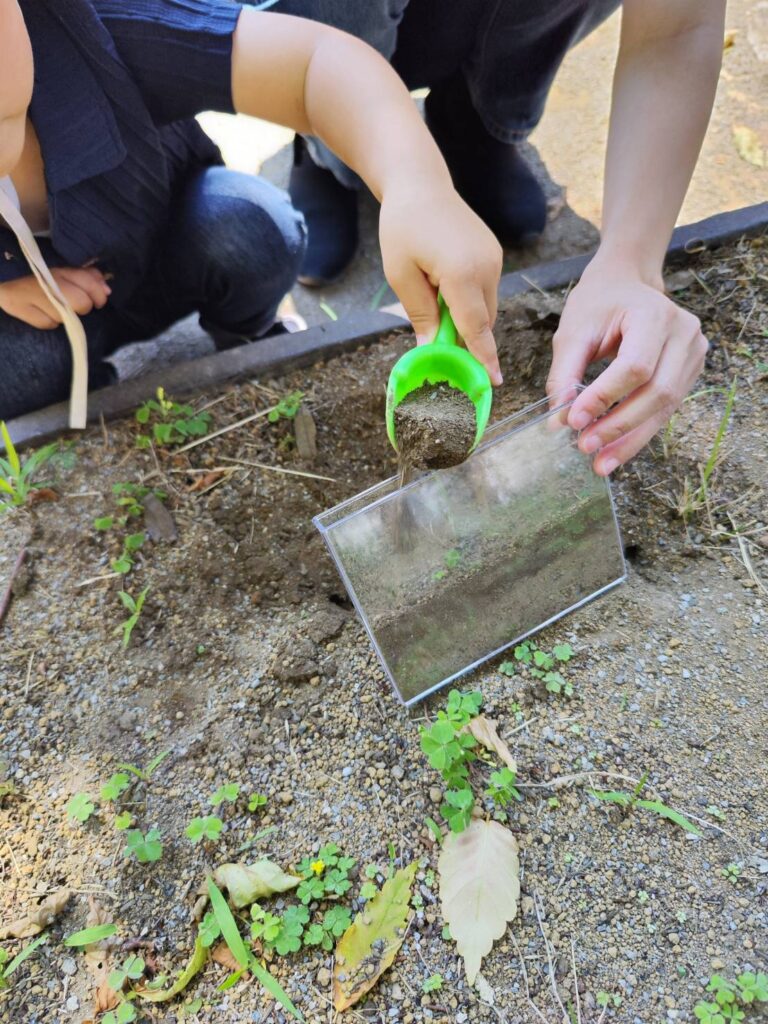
{"left": 429, "top": 786, "right": 442, "bottom": 805}
{"left": 279, "top": 791, "right": 294, "bottom": 805}
{"left": 317, "top": 967, "right": 332, "bottom": 987}
{"left": 61, "top": 958, "right": 77, "bottom": 977}
{"left": 392, "top": 765, "right": 405, "bottom": 781}
{"left": 65, "top": 996, "right": 79, "bottom": 1012}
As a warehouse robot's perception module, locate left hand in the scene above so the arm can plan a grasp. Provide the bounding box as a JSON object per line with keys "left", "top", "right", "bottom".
{"left": 546, "top": 260, "right": 708, "bottom": 476}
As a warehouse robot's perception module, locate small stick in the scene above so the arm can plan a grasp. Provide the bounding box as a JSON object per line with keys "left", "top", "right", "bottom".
{"left": 0, "top": 543, "right": 28, "bottom": 626}
{"left": 173, "top": 405, "right": 277, "bottom": 454}
{"left": 23, "top": 650, "right": 35, "bottom": 699}
{"left": 219, "top": 455, "right": 336, "bottom": 483}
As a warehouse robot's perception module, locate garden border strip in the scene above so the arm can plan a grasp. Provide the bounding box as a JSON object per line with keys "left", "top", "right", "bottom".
{"left": 5, "top": 201, "right": 767, "bottom": 449}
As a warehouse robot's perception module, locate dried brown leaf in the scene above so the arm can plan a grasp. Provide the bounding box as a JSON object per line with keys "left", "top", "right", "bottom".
{"left": 28, "top": 487, "right": 59, "bottom": 504}
{"left": 187, "top": 470, "right": 226, "bottom": 493}
{"left": 0, "top": 887, "right": 71, "bottom": 939}
{"left": 466, "top": 716, "right": 517, "bottom": 773}
{"left": 83, "top": 898, "right": 120, "bottom": 1013}
{"left": 439, "top": 820, "right": 520, "bottom": 984}
{"left": 211, "top": 941, "right": 247, "bottom": 975}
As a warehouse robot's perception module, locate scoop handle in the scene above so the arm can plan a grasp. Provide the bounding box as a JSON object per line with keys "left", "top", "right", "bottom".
{"left": 433, "top": 294, "right": 458, "bottom": 347}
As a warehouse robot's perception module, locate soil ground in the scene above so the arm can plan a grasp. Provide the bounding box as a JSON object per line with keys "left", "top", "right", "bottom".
{"left": 1, "top": 237, "right": 767, "bottom": 1024}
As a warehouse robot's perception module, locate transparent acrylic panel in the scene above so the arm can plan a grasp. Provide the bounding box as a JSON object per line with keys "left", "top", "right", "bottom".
{"left": 314, "top": 395, "right": 626, "bottom": 705}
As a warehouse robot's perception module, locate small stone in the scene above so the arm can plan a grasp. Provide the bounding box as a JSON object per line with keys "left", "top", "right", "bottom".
{"left": 65, "top": 996, "right": 79, "bottom": 1012}
{"left": 429, "top": 786, "right": 442, "bottom": 805}
{"left": 667, "top": 933, "right": 680, "bottom": 944}
{"left": 61, "top": 958, "right": 77, "bottom": 977}
{"left": 392, "top": 766, "right": 405, "bottom": 781}
{"left": 279, "top": 791, "right": 293, "bottom": 805}
{"left": 317, "top": 967, "right": 332, "bottom": 987}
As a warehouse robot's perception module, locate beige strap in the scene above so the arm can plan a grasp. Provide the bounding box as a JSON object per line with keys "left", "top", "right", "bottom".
{"left": 0, "top": 180, "right": 88, "bottom": 428}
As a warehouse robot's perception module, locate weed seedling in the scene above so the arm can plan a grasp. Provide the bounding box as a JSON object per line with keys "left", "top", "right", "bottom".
{"left": 268, "top": 390, "right": 304, "bottom": 423}
{"left": 66, "top": 793, "right": 96, "bottom": 824}
{"left": 135, "top": 387, "right": 211, "bottom": 448}
{"left": 0, "top": 422, "right": 58, "bottom": 512}
{"left": 721, "top": 862, "right": 741, "bottom": 885}
{"left": 108, "top": 955, "right": 145, "bottom": 989}
{"left": 588, "top": 771, "right": 701, "bottom": 835}
{"left": 124, "top": 828, "right": 163, "bottom": 863}
{"left": 185, "top": 816, "right": 223, "bottom": 844}
{"left": 117, "top": 587, "right": 150, "bottom": 647}
{"left": 210, "top": 783, "right": 240, "bottom": 807}
{"left": 502, "top": 640, "right": 576, "bottom": 696}
{"left": 248, "top": 793, "right": 267, "bottom": 812}
{"left": 597, "top": 991, "right": 622, "bottom": 1009}
{"left": 102, "top": 1003, "right": 137, "bottom": 1024}
{"left": 695, "top": 971, "right": 768, "bottom": 1023}
{"left": 117, "top": 749, "right": 170, "bottom": 784}
{"left": 101, "top": 773, "right": 131, "bottom": 802}
{"left": 422, "top": 974, "right": 443, "bottom": 993}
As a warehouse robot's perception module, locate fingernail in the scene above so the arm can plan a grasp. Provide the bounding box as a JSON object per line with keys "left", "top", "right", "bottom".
{"left": 602, "top": 457, "right": 619, "bottom": 475}
{"left": 570, "top": 411, "right": 591, "bottom": 430}
{"left": 582, "top": 434, "right": 600, "bottom": 453}
{"left": 415, "top": 335, "right": 429, "bottom": 346}
{"left": 492, "top": 370, "right": 503, "bottom": 386}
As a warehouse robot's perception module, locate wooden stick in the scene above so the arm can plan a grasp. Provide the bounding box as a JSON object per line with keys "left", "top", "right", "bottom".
{"left": 0, "top": 543, "right": 28, "bottom": 626}
{"left": 173, "top": 405, "right": 277, "bottom": 454}
{"left": 218, "top": 456, "right": 336, "bottom": 483}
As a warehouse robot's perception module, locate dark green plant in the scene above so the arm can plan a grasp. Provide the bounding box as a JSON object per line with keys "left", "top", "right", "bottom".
{"left": 135, "top": 387, "right": 211, "bottom": 448}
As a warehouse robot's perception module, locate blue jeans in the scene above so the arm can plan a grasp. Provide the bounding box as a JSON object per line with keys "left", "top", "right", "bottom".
{"left": 276, "top": 0, "right": 621, "bottom": 187}
{"left": 0, "top": 167, "right": 306, "bottom": 420}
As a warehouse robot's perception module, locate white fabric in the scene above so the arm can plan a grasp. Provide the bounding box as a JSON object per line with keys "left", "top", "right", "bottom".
{"left": 0, "top": 177, "right": 88, "bottom": 427}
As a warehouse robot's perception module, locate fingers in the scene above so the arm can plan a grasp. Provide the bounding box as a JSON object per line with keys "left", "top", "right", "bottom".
{"left": 566, "top": 306, "right": 668, "bottom": 430}
{"left": 578, "top": 326, "right": 707, "bottom": 456}
{"left": 591, "top": 410, "right": 670, "bottom": 477}
{"left": 439, "top": 276, "right": 503, "bottom": 386}
{"left": 55, "top": 266, "right": 111, "bottom": 310}
{"left": 386, "top": 264, "right": 441, "bottom": 346}
{"left": 546, "top": 326, "right": 597, "bottom": 410}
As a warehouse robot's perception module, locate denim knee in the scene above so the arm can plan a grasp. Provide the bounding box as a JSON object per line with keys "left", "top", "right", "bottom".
{"left": 171, "top": 167, "right": 307, "bottom": 334}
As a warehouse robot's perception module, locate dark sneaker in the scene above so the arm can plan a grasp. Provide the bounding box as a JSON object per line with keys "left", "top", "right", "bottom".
{"left": 289, "top": 136, "right": 358, "bottom": 286}
{"left": 425, "top": 73, "right": 547, "bottom": 248}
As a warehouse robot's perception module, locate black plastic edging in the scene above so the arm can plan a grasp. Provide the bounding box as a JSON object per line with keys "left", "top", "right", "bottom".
{"left": 5, "top": 200, "right": 767, "bottom": 449}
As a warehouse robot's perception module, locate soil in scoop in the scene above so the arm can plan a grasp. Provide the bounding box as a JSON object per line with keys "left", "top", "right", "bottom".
{"left": 394, "top": 382, "right": 477, "bottom": 471}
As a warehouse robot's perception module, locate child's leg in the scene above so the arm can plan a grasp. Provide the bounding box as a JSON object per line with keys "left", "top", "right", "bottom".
{"left": 119, "top": 167, "right": 306, "bottom": 346}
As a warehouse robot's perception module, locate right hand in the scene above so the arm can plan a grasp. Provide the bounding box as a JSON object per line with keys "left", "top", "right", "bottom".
{"left": 0, "top": 266, "right": 111, "bottom": 329}
{"left": 379, "top": 181, "right": 504, "bottom": 385}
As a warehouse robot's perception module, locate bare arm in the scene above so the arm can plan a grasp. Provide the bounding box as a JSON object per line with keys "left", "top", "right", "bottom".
{"left": 547, "top": 0, "right": 726, "bottom": 474}
{"left": 231, "top": 10, "right": 503, "bottom": 382}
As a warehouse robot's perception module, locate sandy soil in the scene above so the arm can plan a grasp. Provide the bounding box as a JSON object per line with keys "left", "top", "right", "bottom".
{"left": 1, "top": 238, "right": 766, "bottom": 1024}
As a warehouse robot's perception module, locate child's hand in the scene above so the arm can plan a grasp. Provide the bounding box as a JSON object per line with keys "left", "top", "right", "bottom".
{"left": 546, "top": 262, "right": 708, "bottom": 475}
{"left": 379, "top": 183, "right": 504, "bottom": 385}
{"left": 0, "top": 266, "right": 111, "bottom": 329}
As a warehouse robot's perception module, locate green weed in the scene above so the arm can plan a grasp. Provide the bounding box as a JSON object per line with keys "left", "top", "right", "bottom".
{"left": 422, "top": 974, "right": 443, "bottom": 993}
{"left": 117, "top": 587, "right": 149, "bottom": 647}
{"left": 695, "top": 971, "right": 768, "bottom": 1023}
{"left": 185, "top": 816, "right": 223, "bottom": 844}
{"left": 135, "top": 387, "right": 211, "bottom": 448}
{"left": 499, "top": 640, "right": 575, "bottom": 696}
{"left": 0, "top": 422, "right": 58, "bottom": 512}
{"left": 268, "top": 390, "right": 304, "bottom": 423}
{"left": 0, "top": 935, "right": 47, "bottom": 990}
{"left": 589, "top": 772, "right": 700, "bottom": 835}
{"left": 124, "top": 828, "right": 163, "bottom": 863}
{"left": 210, "top": 783, "right": 240, "bottom": 807}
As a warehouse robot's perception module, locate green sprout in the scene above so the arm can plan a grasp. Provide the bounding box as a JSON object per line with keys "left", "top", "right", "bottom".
{"left": 0, "top": 422, "right": 58, "bottom": 512}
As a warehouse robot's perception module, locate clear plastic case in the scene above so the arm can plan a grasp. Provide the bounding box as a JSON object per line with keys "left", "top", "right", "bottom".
{"left": 314, "top": 394, "right": 626, "bottom": 705}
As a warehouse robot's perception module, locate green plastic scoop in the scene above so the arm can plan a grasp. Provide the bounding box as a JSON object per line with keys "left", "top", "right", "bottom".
{"left": 385, "top": 295, "right": 492, "bottom": 453}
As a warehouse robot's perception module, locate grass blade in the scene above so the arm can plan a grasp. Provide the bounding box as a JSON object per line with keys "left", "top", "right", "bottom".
{"left": 1, "top": 422, "right": 20, "bottom": 477}
{"left": 64, "top": 923, "right": 117, "bottom": 946}
{"left": 4, "top": 934, "right": 48, "bottom": 976}
{"left": 588, "top": 789, "right": 631, "bottom": 806}
{"left": 636, "top": 800, "right": 702, "bottom": 836}
{"left": 206, "top": 878, "right": 304, "bottom": 1020}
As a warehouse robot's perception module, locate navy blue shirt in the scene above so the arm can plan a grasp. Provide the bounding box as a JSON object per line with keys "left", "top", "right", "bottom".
{"left": 2, "top": 0, "right": 243, "bottom": 304}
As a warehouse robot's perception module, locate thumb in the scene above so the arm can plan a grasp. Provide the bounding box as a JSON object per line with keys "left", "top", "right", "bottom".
{"left": 389, "top": 267, "right": 440, "bottom": 345}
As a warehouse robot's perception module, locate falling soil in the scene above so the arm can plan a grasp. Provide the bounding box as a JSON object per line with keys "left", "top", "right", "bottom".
{"left": 393, "top": 382, "right": 477, "bottom": 471}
